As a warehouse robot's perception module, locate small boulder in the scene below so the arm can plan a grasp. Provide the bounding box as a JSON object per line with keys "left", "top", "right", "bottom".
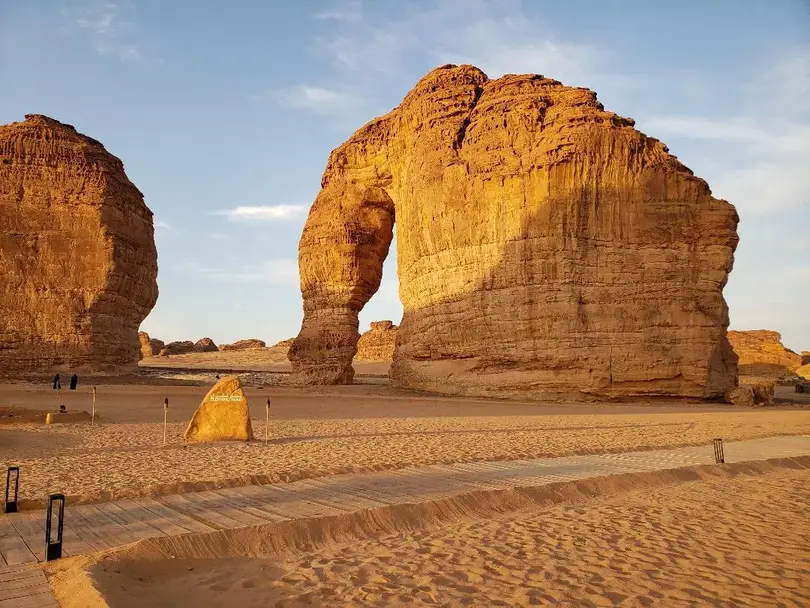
{"left": 752, "top": 380, "right": 775, "bottom": 406}
{"left": 725, "top": 386, "right": 755, "bottom": 407}
{"left": 194, "top": 337, "right": 218, "bottom": 352}
{"left": 184, "top": 375, "right": 254, "bottom": 442}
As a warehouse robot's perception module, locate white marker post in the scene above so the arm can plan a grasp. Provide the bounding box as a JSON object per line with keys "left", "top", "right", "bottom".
{"left": 163, "top": 397, "right": 169, "bottom": 446}
{"left": 91, "top": 386, "right": 96, "bottom": 426}
{"left": 265, "top": 398, "right": 270, "bottom": 445}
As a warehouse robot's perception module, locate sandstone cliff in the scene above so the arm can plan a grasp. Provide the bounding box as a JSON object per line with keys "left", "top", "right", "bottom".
{"left": 354, "top": 321, "right": 398, "bottom": 362}
{"left": 289, "top": 65, "right": 739, "bottom": 399}
{"left": 727, "top": 330, "right": 802, "bottom": 377}
{"left": 138, "top": 332, "right": 164, "bottom": 359}
{"left": 0, "top": 115, "right": 158, "bottom": 372}
{"left": 159, "top": 341, "right": 195, "bottom": 356}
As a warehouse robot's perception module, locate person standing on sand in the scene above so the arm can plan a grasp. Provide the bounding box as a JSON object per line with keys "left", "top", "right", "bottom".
{"left": 70, "top": 373, "right": 78, "bottom": 390}
{"left": 52, "top": 373, "right": 61, "bottom": 390}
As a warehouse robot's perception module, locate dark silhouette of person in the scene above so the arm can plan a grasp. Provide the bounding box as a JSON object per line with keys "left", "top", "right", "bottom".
{"left": 69, "top": 374, "right": 78, "bottom": 390}
{"left": 52, "top": 373, "right": 61, "bottom": 390}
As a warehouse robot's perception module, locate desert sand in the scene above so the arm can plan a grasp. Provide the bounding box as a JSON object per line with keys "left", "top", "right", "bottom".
{"left": 1, "top": 378, "right": 809, "bottom": 510}
{"left": 45, "top": 462, "right": 810, "bottom": 607}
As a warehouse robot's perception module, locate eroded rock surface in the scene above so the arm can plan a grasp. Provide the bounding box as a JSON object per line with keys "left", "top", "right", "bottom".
{"left": 194, "top": 337, "right": 218, "bottom": 352}
{"left": 0, "top": 115, "right": 158, "bottom": 372}
{"left": 219, "top": 339, "right": 266, "bottom": 351}
{"left": 184, "top": 375, "right": 253, "bottom": 442}
{"left": 355, "top": 321, "right": 398, "bottom": 362}
{"left": 728, "top": 330, "right": 801, "bottom": 377}
{"left": 289, "top": 65, "right": 739, "bottom": 399}
{"left": 160, "top": 341, "right": 195, "bottom": 356}
{"left": 138, "top": 332, "right": 165, "bottom": 359}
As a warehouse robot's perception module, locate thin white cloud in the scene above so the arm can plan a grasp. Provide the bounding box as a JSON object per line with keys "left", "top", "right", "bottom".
{"left": 211, "top": 205, "right": 309, "bottom": 222}
{"left": 640, "top": 51, "right": 810, "bottom": 216}
{"left": 173, "top": 259, "right": 299, "bottom": 286}
{"left": 311, "top": 0, "right": 601, "bottom": 83}
{"left": 153, "top": 219, "right": 170, "bottom": 229}
{"left": 316, "top": 0, "right": 363, "bottom": 23}
{"left": 273, "top": 85, "right": 354, "bottom": 114}
{"left": 66, "top": 0, "right": 144, "bottom": 63}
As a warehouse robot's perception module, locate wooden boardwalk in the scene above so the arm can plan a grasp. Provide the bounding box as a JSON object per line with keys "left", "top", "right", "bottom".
{"left": 2, "top": 435, "right": 809, "bottom": 607}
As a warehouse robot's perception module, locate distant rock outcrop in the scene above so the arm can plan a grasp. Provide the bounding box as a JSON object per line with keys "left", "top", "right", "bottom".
{"left": 727, "top": 330, "right": 801, "bottom": 377}
{"left": 272, "top": 339, "right": 294, "bottom": 349}
{"left": 159, "top": 340, "right": 195, "bottom": 356}
{"left": 0, "top": 115, "right": 158, "bottom": 371}
{"left": 194, "top": 337, "right": 218, "bottom": 352}
{"left": 219, "top": 339, "right": 266, "bottom": 351}
{"left": 288, "top": 64, "right": 739, "bottom": 399}
{"left": 354, "top": 321, "right": 398, "bottom": 362}
{"left": 138, "top": 332, "right": 165, "bottom": 359}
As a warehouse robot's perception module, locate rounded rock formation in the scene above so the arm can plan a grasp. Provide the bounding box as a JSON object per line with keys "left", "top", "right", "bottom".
{"left": 0, "top": 115, "right": 158, "bottom": 371}
{"left": 288, "top": 65, "right": 740, "bottom": 400}
{"left": 354, "top": 321, "right": 398, "bottom": 362}
{"left": 194, "top": 337, "right": 218, "bottom": 352}
{"left": 138, "top": 331, "right": 165, "bottom": 359}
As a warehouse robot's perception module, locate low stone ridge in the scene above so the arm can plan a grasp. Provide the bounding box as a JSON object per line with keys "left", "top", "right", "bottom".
{"left": 272, "top": 339, "right": 294, "bottom": 348}
{"left": 219, "top": 339, "right": 266, "bottom": 351}
{"left": 194, "top": 337, "right": 218, "bottom": 352}
{"left": 354, "top": 321, "right": 398, "bottom": 362}
{"left": 728, "top": 330, "right": 802, "bottom": 377}
{"left": 159, "top": 341, "right": 195, "bottom": 356}
{"left": 0, "top": 115, "right": 158, "bottom": 372}
{"left": 288, "top": 64, "right": 740, "bottom": 399}
{"left": 138, "top": 332, "right": 165, "bottom": 359}
{"left": 184, "top": 375, "right": 253, "bottom": 442}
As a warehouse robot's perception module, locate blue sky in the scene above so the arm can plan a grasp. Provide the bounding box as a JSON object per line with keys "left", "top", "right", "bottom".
{"left": 1, "top": 0, "right": 808, "bottom": 351}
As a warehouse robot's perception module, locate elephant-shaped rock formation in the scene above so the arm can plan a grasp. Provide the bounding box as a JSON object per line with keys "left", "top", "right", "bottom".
{"left": 289, "top": 65, "right": 739, "bottom": 400}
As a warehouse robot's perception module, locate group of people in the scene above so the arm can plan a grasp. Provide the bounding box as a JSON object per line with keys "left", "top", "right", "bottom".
{"left": 52, "top": 373, "right": 78, "bottom": 390}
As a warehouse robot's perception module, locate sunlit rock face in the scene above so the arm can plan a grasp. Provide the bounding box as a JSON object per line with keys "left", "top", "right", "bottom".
{"left": 289, "top": 65, "right": 739, "bottom": 400}
{"left": 0, "top": 115, "right": 158, "bottom": 372}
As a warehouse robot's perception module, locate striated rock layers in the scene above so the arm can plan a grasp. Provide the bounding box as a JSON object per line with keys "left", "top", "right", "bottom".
{"left": 0, "top": 115, "right": 158, "bottom": 372}
{"left": 727, "top": 330, "right": 801, "bottom": 377}
{"left": 355, "top": 321, "right": 398, "bottom": 362}
{"left": 138, "top": 332, "right": 164, "bottom": 359}
{"left": 219, "top": 339, "right": 266, "bottom": 351}
{"left": 288, "top": 64, "right": 740, "bottom": 400}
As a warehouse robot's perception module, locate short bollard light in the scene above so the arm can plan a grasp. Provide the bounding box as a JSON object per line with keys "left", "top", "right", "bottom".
{"left": 45, "top": 493, "right": 65, "bottom": 561}
{"left": 163, "top": 398, "right": 169, "bottom": 446}
{"left": 5, "top": 466, "right": 19, "bottom": 513}
{"left": 265, "top": 398, "right": 271, "bottom": 444}
{"left": 713, "top": 438, "right": 725, "bottom": 464}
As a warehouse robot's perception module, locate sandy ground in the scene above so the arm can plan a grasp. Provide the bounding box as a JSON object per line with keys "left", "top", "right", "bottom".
{"left": 1, "top": 380, "right": 809, "bottom": 508}
{"left": 137, "top": 348, "right": 390, "bottom": 376}
{"left": 46, "top": 463, "right": 810, "bottom": 607}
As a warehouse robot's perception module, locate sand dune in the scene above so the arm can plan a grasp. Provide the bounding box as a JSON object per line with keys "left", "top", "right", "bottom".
{"left": 45, "top": 460, "right": 810, "bottom": 607}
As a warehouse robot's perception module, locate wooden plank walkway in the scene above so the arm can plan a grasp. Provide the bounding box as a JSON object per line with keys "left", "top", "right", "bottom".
{"left": 2, "top": 434, "right": 808, "bottom": 606}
